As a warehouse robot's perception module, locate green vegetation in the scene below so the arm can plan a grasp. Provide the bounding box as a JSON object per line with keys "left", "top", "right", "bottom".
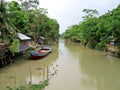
{"left": 9, "top": 39, "right": 20, "bottom": 53}
{"left": 7, "top": 80, "right": 49, "bottom": 90}
{"left": 63, "top": 5, "right": 120, "bottom": 53}
{"left": 6, "top": 64, "right": 58, "bottom": 90}
{"left": 0, "top": 1, "right": 59, "bottom": 89}
{"left": 0, "top": 0, "right": 59, "bottom": 43}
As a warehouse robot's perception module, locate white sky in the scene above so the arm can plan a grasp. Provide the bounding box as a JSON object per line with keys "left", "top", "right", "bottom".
{"left": 40, "top": 0, "right": 120, "bottom": 34}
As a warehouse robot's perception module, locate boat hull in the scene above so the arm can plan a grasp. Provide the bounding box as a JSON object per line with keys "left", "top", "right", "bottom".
{"left": 30, "top": 46, "right": 51, "bottom": 59}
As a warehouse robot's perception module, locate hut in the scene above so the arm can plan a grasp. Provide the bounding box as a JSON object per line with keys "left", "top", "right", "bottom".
{"left": 38, "top": 36, "right": 45, "bottom": 45}
{"left": 10, "top": 33, "right": 31, "bottom": 54}
{"left": 0, "top": 33, "right": 31, "bottom": 68}
{"left": 107, "top": 36, "right": 117, "bottom": 53}
{"left": 18, "top": 33, "right": 31, "bottom": 52}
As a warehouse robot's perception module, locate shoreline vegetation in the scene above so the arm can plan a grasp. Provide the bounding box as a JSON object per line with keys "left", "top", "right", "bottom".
{"left": 0, "top": 0, "right": 59, "bottom": 52}
{"left": 0, "top": 0, "right": 120, "bottom": 89}
{"left": 62, "top": 5, "right": 120, "bottom": 57}
{"left": 64, "top": 39, "right": 120, "bottom": 58}
{"left": 7, "top": 80, "right": 49, "bottom": 90}
{"left": 0, "top": 0, "right": 59, "bottom": 68}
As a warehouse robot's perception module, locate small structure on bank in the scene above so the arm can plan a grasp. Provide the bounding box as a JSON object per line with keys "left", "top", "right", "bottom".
{"left": 38, "top": 36, "right": 45, "bottom": 45}
{"left": 0, "top": 33, "right": 31, "bottom": 68}
{"left": 18, "top": 33, "right": 31, "bottom": 52}
{"left": 10, "top": 33, "right": 31, "bottom": 53}
{"left": 107, "top": 36, "right": 117, "bottom": 53}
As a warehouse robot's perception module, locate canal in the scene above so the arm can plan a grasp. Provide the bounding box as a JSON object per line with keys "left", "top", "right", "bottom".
{"left": 0, "top": 39, "right": 120, "bottom": 90}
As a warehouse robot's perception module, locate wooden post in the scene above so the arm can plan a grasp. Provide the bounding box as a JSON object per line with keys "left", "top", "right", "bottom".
{"left": 43, "top": 65, "right": 45, "bottom": 82}
{"left": 14, "top": 72, "right": 17, "bottom": 89}
{"left": 29, "top": 68, "right": 32, "bottom": 84}
{"left": 47, "top": 65, "right": 49, "bottom": 81}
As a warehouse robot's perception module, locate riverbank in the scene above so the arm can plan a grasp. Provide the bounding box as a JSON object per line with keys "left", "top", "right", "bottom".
{"left": 1, "top": 39, "right": 120, "bottom": 90}
{"left": 65, "top": 39, "right": 120, "bottom": 58}
{"left": 0, "top": 43, "right": 13, "bottom": 68}
{"left": 106, "top": 44, "right": 120, "bottom": 58}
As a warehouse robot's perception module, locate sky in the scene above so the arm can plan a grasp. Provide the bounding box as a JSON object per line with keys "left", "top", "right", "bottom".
{"left": 40, "top": 0, "right": 120, "bottom": 34}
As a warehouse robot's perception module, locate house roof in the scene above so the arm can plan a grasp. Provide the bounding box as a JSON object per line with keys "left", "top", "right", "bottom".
{"left": 18, "top": 33, "right": 31, "bottom": 40}
{"left": 40, "top": 36, "right": 45, "bottom": 40}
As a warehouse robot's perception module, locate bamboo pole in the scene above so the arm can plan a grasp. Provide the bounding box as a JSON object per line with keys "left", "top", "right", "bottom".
{"left": 43, "top": 65, "right": 45, "bottom": 82}
{"left": 47, "top": 65, "right": 49, "bottom": 81}
{"left": 29, "top": 68, "right": 32, "bottom": 84}
{"left": 14, "top": 72, "right": 17, "bottom": 89}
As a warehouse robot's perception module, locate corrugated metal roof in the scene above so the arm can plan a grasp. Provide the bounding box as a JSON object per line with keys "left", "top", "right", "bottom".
{"left": 40, "top": 36, "right": 45, "bottom": 39}
{"left": 18, "top": 33, "right": 31, "bottom": 40}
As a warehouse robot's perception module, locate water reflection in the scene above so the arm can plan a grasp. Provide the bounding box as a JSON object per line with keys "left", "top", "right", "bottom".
{"left": 0, "top": 45, "right": 59, "bottom": 90}
{"left": 65, "top": 40, "right": 120, "bottom": 90}
{"left": 80, "top": 50, "right": 120, "bottom": 90}
{"left": 1, "top": 39, "right": 120, "bottom": 90}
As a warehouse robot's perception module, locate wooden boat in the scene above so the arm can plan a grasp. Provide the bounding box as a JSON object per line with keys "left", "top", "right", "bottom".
{"left": 30, "top": 46, "right": 52, "bottom": 59}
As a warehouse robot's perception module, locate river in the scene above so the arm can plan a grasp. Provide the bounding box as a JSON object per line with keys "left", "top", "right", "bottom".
{"left": 0, "top": 39, "right": 120, "bottom": 90}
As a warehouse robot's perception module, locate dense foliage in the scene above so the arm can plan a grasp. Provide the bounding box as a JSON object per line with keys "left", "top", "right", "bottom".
{"left": 63, "top": 5, "right": 120, "bottom": 52}
{"left": 0, "top": 0, "right": 59, "bottom": 43}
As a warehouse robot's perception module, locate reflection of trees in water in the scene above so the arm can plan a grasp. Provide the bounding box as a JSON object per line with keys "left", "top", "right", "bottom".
{"left": 6, "top": 57, "right": 59, "bottom": 89}
{"left": 64, "top": 40, "right": 120, "bottom": 90}
{"left": 80, "top": 52, "right": 120, "bottom": 90}
{"left": 64, "top": 41, "right": 86, "bottom": 54}
{"left": 24, "top": 45, "right": 59, "bottom": 85}
{"left": 27, "top": 63, "right": 59, "bottom": 84}
{"left": 7, "top": 63, "right": 59, "bottom": 90}
{"left": 0, "top": 45, "right": 59, "bottom": 89}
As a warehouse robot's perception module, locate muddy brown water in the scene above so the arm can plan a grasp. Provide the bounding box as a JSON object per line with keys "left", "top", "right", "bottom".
{"left": 0, "top": 39, "right": 120, "bottom": 90}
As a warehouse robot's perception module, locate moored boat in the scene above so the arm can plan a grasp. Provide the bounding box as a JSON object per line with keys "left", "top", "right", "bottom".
{"left": 30, "top": 46, "right": 51, "bottom": 59}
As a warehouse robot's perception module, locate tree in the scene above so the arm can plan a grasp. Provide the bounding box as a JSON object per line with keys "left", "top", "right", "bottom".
{"left": 82, "top": 9, "right": 99, "bottom": 21}
{"left": 0, "top": 0, "right": 17, "bottom": 42}
{"left": 63, "top": 4, "right": 120, "bottom": 52}
{"left": 8, "top": 1, "right": 29, "bottom": 34}
{"left": 0, "top": 0, "right": 60, "bottom": 44}
{"left": 20, "top": 0, "right": 39, "bottom": 11}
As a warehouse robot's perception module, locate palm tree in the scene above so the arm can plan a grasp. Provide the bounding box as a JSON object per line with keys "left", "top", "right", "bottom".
{"left": 0, "top": 0, "right": 17, "bottom": 43}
